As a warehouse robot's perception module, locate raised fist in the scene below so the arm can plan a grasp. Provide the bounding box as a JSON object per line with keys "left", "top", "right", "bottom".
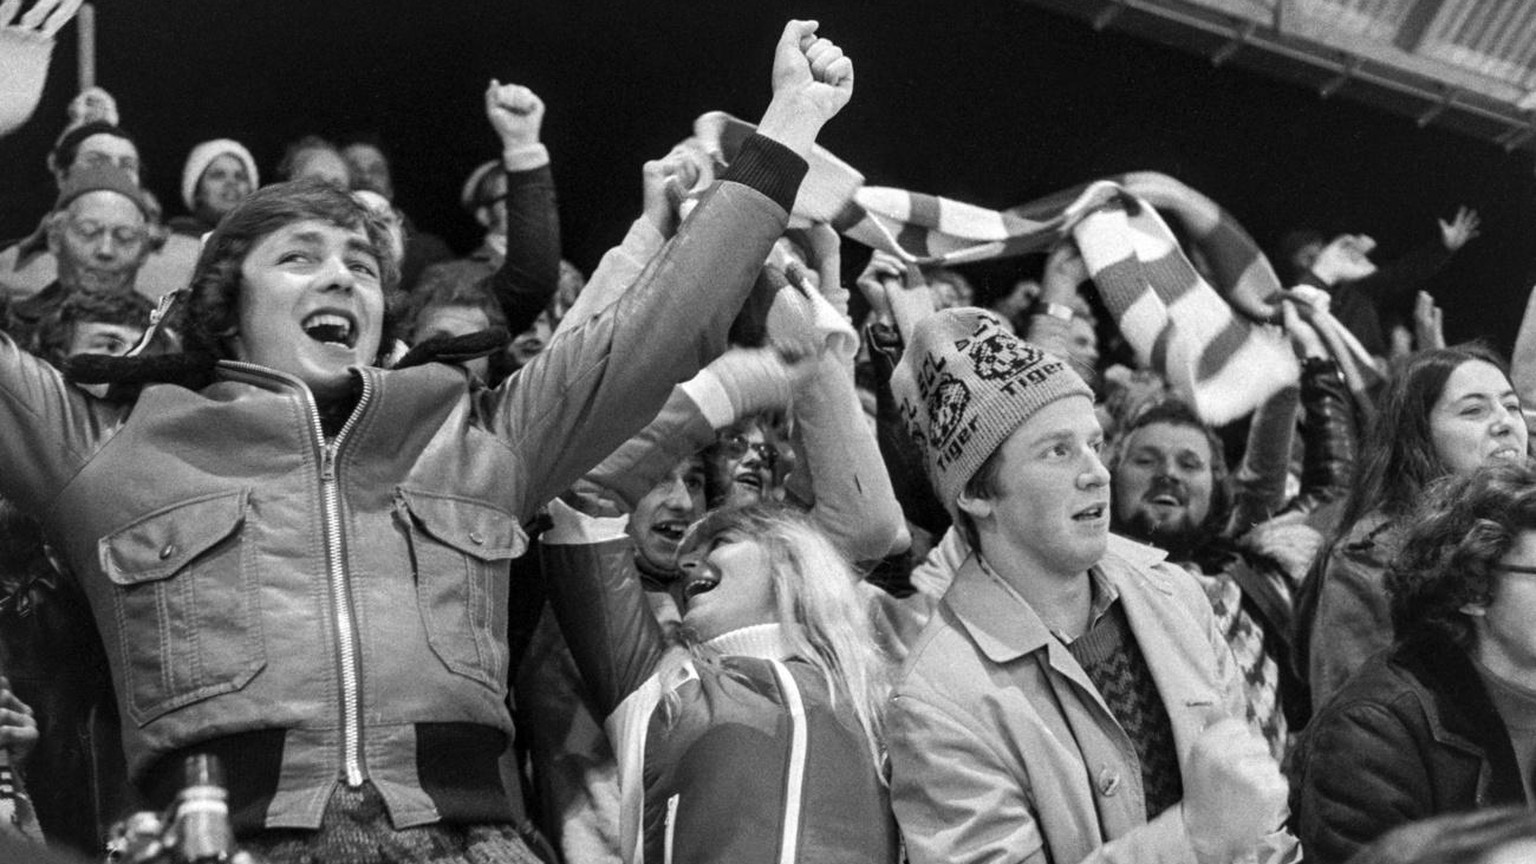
{"left": 771, "top": 20, "right": 854, "bottom": 122}
{"left": 484, "top": 80, "right": 545, "bottom": 150}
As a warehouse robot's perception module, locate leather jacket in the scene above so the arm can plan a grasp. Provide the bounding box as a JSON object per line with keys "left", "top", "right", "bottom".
{"left": 0, "top": 135, "right": 804, "bottom": 833}
{"left": 1296, "top": 635, "right": 1527, "bottom": 864}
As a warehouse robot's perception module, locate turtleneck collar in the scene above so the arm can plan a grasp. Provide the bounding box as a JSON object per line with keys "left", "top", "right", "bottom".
{"left": 702, "top": 622, "right": 803, "bottom": 660}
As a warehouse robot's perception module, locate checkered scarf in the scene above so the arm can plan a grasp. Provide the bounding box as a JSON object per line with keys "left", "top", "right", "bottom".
{"left": 696, "top": 113, "right": 1382, "bottom": 424}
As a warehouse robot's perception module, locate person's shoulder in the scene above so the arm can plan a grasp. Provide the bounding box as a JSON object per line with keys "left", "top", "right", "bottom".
{"left": 1311, "top": 648, "right": 1428, "bottom": 727}
{"left": 892, "top": 596, "right": 994, "bottom": 701}
{"left": 1101, "top": 533, "right": 1193, "bottom": 595}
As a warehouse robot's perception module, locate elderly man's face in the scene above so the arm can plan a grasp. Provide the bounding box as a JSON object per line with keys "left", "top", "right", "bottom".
{"left": 232, "top": 219, "right": 385, "bottom": 400}
{"left": 67, "top": 133, "right": 141, "bottom": 185}
{"left": 51, "top": 191, "right": 150, "bottom": 294}
{"left": 343, "top": 143, "right": 394, "bottom": 201}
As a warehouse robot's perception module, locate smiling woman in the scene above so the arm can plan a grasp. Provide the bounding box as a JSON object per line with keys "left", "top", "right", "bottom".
{"left": 542, "top": 501, "right": 898, "bottom": 864}
{"left": 1303, "top": 343, "right": 1530, "bottom": 711}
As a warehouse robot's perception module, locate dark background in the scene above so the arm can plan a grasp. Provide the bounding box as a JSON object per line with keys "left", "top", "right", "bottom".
{"left": 2, "top": 0, "right": 1532, "bottom": 346}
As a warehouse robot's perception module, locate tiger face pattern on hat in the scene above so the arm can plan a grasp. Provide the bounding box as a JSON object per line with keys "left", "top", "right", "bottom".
{"left": 891, "top": 308, "right": 1092, "bottom": 509}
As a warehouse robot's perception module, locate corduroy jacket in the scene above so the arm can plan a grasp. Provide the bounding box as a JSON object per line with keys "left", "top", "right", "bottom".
{"left": 0, "top": 135, "right": 804, "bottom": 833}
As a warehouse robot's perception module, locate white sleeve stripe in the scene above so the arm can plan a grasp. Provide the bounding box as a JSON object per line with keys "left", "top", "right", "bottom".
{"left": 768, "top": 659, "right": 809, "bottom": 864}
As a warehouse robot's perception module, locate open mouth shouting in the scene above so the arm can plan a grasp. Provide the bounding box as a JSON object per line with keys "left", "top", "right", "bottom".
{"left": 302, "top": 311, "right": 359, "bottom": 349}
{"left": 733, "top": 469, "right": 765, "bottom": 495}
{"left": 682, "top": 572, "right": 720, "bottom": 602}
{"left": 651, "top": 519, "right": 689, "bottom": 544}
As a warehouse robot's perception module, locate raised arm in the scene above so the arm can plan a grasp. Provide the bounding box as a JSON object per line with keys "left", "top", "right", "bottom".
{"left": 555, "top": 141, "right": 707, "bottom": 333}
{"left": 491, "top": 20, "right": 854, "bottom": 516}
{"left": 0, "top": 0, "right": 82, "bottom": 137}
{"left": 539, "top": 500, "right": 670, "bottom": 718}
{"left": 481, "top": 81, "right": 561, "bottom": 336}
{"left": 585, "top": 347, "right": 797, "bottom": 510}
{"left": 774, "top": 264, "right": 907, "bottom": 562}
{"left": 0, "top": 332, "right": 123, "bottom": 510}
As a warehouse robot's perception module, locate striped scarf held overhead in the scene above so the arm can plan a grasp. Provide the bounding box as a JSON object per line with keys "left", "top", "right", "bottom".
{"left": 694, "top": 112, "right": 1363, "bottom": 425}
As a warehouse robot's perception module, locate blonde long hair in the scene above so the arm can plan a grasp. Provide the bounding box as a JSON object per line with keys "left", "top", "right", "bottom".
{"left": 675, "top": 503, "right": 892, "bottom": 771}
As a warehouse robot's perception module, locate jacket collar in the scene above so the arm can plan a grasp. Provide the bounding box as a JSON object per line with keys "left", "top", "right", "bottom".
{"left": 1392, "top": 635, "right": 1525, "bottom": 805}
{"left": 944, "top": 534, "right": 1170, "bottom": 665}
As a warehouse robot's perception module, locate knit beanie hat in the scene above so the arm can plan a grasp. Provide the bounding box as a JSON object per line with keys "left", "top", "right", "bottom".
{"left": 54, "top": 164, "right": 151, "bottom": 219}
{"left": 891, "top": 308, "right": 1093, "bottom": 510}
{"left": 181, "top": 139, "right": 259, "bottom": 211}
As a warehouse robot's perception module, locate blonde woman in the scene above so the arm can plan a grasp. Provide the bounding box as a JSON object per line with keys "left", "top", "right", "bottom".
{"left": 541, "top": 501, "right": 897, "bottom": 864}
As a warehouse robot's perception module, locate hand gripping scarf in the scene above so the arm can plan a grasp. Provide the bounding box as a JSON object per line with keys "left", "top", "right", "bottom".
{"left": 694, "top": 112, "right": 1382, "bottom": 425}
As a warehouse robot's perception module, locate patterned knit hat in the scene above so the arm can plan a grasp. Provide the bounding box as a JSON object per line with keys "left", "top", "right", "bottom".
{"left": 891, "top": 308, "right": 1092, "bottom": 509}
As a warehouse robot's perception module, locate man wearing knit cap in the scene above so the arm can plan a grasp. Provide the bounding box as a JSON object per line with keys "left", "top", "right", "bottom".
{"left": 1, "top": 165, "right": 153, "bottom": 352}
{"left": 885, "top": 307, "right": 1296, "bottom": 864}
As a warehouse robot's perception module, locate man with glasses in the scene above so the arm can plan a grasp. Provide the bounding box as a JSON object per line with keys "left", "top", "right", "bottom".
{"left": 2, "top": 166, "right": 152, "bottom": 354}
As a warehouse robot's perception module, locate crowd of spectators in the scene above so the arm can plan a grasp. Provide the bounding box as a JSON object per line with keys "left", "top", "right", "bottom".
{"left": 0, "top": 2, "right": 1532, "bottom": 863}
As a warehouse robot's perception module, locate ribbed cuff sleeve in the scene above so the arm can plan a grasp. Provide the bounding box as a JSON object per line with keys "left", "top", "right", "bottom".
{"left": 721, "top": 133, "right": 808, "bottom": 214}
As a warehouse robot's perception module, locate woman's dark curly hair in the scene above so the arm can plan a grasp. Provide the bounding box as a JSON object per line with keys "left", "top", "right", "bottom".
{"left": 1386, "top": 457, "right": 1536, "bottom": 651}
{"left": 179, "top": 177, "right": 405, "bottom": 364}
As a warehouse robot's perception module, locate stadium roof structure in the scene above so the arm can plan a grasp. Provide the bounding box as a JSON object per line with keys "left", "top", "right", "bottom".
{"left": 1018, "top": 0, "right": 1536, "bottom": 153}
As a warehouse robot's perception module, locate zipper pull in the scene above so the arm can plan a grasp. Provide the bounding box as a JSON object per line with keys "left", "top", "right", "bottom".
{"left": 321, "top": 443, "right": 337, "bottom": 481}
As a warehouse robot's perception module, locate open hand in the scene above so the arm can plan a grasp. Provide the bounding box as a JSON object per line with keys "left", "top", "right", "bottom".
{"left": 0, "top": 0, "right": 82, "bottom": 38}
{"left": 1438, "top": 206, "right": 1480, "bottom": 252}
{"left": 1308, "top": 233, "right": 1377, "bottom": 285}
{"left": 1413, "top": 290, "right": 1446, "bottom": 350}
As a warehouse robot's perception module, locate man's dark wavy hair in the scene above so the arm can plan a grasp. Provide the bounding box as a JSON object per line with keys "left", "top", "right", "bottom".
{"left": 1386, "top": 457, "right": 1536, "bottom": 651}
{"left": 180, "top": 177, "right": 404, "bottom": 365}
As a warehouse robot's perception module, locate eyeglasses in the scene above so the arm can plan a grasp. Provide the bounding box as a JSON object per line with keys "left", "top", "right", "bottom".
{"left": 719, "top": 435, "right": 778, "bottom": 469}
{"left": 1493, "top": 563, "right": 1536, "bottom": 576}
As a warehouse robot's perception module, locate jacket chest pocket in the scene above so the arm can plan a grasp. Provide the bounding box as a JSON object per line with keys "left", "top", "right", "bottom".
{"left": 99, "top": 489, "right": 264, "bottom": 727}
{"left": 396, "top": 488, "right": 524, "bottom": 691}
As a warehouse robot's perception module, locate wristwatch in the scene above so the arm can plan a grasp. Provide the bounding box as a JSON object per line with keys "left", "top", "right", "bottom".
{"left": 1029, "top": 301, "right": 1075, "bottom": 321}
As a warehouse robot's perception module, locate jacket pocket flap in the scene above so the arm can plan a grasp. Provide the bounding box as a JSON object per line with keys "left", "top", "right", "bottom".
{"left": 398, "top": 487, "right": 524, "bottom": 561}
{"left": 100, "top": 489, "right": 249, "bottom": 586}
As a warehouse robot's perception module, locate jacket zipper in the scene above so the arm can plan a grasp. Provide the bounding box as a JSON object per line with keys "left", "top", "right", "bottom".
{"left": 315, "top": 376, "right": 373, "bottom": 787}
{"left": 225, "top": 362, "right": 373, "bottom": 787}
